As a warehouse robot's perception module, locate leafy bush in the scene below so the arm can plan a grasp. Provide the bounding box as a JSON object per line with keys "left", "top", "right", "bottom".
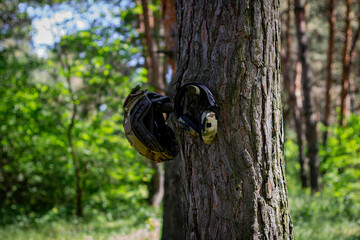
{"left": 320, "top": 114, "right": 360, "bottom": 219}
{"left": 285, "top": 117, "right": 360, "bottom": 239}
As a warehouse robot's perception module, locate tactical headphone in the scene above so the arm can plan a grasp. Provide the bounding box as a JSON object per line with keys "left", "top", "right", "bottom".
{"left": 174, "top": 83, "right": 218, "bottom": 144}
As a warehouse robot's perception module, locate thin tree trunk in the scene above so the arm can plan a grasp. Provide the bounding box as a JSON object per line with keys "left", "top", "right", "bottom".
{"left": 68, "top": 104, "right": 83, "bottom": 218}
{"left": 162, "top": 0, "right": 177, "bottom": 72}
{"left": 294, "top": 0, "right": 320, "bottom": 192}
{"left": 60, "top": 53, "right": 83, "bottom": 218}
{"left": 174, "top": 1, "right": 293, "bottom": 239}
{"left": 294, "top": 59, "right": 307, "bottom": 188}
{"left": 138, "top": 0, "right": 165, "bottom": 208}
{"left": 349, "top": 75, "right": 356, "bottom": 112}
{"left": 282, "top": 0, "right": 307, "bottom": 188}
{"left": 67, "top": 76, "right": 83, "bottom": 218}
{"left": 340, "top": 0, "right": 360, "bottom": 125}
{"left": 323, "top": 0, "right": 336, "bottom": 145}
{"left": 148, "top": 162, "right": 164, "bottom": 207}
{"left": 161, "top": 1, "right": 184, "bottom": 239}
{"left": 140, "top": 0, "right": 164, "bottom": 91}
{"left": 340, "top": 0, "right": 352, "bottom": 126}
{"left": 162, "top": 160, "right": 183, "bottom": 240}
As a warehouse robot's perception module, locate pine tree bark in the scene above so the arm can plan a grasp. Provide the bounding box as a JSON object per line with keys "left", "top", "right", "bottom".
{"left": 281, "top": 0, "right": 307, "bottom": 188}
{"left": 173, "top": 1, "right": 293, "bottom": 239}
{"left": 323, "top": 0, "right": 336, "bottom": 144}
{"left": 294, "top": 0, "right": 320, "bottom": 192}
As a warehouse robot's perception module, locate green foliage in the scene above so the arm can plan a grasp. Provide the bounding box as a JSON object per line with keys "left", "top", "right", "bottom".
{"left": 285, "top": 120, "right": 360, "bottom": 239}
{"left": 0, "top": 1, "right": 154, "bottom": 225}
{"left": 320, "top": 114, "right": 360, "bottom": 219}
{"left": 289, "top": 191, "right": 360, "bottom": 240}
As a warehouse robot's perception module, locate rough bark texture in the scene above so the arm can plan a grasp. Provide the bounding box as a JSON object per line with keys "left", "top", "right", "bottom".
{"left": 281, "top": 0, "right": 307, "bottom": 188}
{"left": 294, "top": 0, "right": 320, "bottom": 192}
{"left": 323, "top": 0, "right": 336, "bottom": 145}
{"left": 173, "top": 1, "right": 293, "bottom": 239}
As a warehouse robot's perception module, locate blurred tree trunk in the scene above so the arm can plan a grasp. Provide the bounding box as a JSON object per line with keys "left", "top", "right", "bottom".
{"left": 66, "top": 72, "right": 83, "bottom": 217}
{"left": 349, "top": 76, "right": 356, "bottom": 112}
{"left": 162, "top": 160, "right": 184, "bottom": 240}
{"left": 148, "top": 162, "right": 164, "bottom": 207}
{"left": 174, "top": 1, "right": 293, "bottom": 239}
{"left": 294, "top": 0, "right": 320, "bottom": 192}
{"left": 340, "top": 0, "right": 352, "bottom": 126}
{"left": 323, "top": 0, "right": 336, "bottom": 145}
{"left": 59, "top": 53, "right": 84, "bottom": 217}
{"left": 140, "top": 0, "right": 164, "bottom": 91}
{"left": 161, "top": 1, "right": 184, "bottom": 239}
{"left": 162, "top": 0, "right": 177, "bottom": 72}
{"left": 138, "top": 0, "right": 165, "bottom": 208}
{"left": 340, "top": 0, "right": 360, "bottom": 125}
{"left": 282, "top": 0, "right": 307, "bottom": 188}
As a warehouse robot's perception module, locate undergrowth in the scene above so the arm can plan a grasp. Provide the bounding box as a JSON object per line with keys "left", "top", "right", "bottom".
{"left": 285, "top": 118, "right": 360, "bottom": 240}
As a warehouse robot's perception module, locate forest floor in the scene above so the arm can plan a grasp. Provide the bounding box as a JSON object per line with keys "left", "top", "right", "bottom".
{"left": 0, "top": 217, "right": 161, "bottom": 240}
{"left": 1, "top": 194, "right": 359, "bottom": 240}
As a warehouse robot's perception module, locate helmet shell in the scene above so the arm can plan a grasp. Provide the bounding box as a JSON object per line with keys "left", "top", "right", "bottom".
{"left": 123, "top": 86, "right": 178, "bottom": 163}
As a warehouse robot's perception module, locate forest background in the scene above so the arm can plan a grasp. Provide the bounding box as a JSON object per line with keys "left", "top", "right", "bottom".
{"left": 0, "top": 0, "right": 359, "bottom": 239}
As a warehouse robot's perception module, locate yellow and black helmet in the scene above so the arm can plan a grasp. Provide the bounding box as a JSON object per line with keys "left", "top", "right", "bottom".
{"left": 123, "top": 86, "right": 178, "bottom": 163}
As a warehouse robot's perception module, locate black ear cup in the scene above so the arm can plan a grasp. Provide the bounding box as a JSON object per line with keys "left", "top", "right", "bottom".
{"left": 200, "top": 110, "right": 218, "bottom": 144}
{"left": 178, "top": 114, "right": 199, "bottom": 136}
{"left": 174, "top": 83, "right": 218, "bottom": 143}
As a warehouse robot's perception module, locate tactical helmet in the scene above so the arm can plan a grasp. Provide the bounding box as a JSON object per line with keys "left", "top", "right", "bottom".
{"left": 123, "top": 86, "right": 178, "bottom": 163}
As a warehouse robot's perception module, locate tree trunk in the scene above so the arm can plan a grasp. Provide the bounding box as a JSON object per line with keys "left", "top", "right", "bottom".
{"left": 138, "top": 0, "right": 165, "bottom": 208}
{"left": 340, "top": 0, "right": 352, "bottom": 126}
{"left": 294, "top": 0, "right": 320, "bottom": 192}
{"left": 162, "top": 160, "right": 184, "bottom": 240}
{"left": 61, "top": 55, "right": 83, "bottom": 218}
{"left": 148, "top": 162, "right": 164, "bottom": 207}
{"left": 323, "top": 0, "right": 336, "bottom": 145}
{"left": 140, "top": 0, "right": 165, "bottom": 92}
{"left": 173, "top": 1, "right": 293, "bottom": 239}
{"left": 281, "top": 0, "right": 307, "bottom": 188}
{"left": 162, "top": 0, "right": 177, "bottom": 72}
{"left": 340, "top": 0, "right": 360, "bottom": 125}
{"left": 161, "top": 1, "right": 184, "bottom": 239}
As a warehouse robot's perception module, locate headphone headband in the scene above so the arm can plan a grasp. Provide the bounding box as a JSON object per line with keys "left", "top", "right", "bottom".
{"left": 174, "top": 83, "right": 218, "bottom": 118}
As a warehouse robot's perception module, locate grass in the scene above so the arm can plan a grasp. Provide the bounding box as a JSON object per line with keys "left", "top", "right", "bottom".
{"left": 0, "top": 218, "right": 160, "bottom": 240}
{"left": 2, "top": 193, "right": 359, "bottom": 240}
{"left": 289, "top": 190, "right": 360, "bottom": 240}
{"left": 0, "top": 207, "right": 161, "bottom": 240}
{"left": 1, "top": 135, "right": 359, "bottom": 239}
{"left": 0, "top": 218, "right": 161, "bottom": 240}
{"left": 285, "top": 134, "right": 360, "bottom": 240}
